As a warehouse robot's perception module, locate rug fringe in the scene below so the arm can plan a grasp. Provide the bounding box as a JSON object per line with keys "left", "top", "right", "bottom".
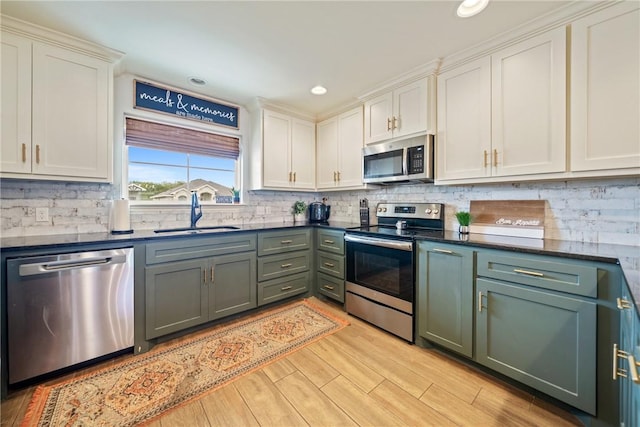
{"left": 20, "top": 385, "right": 51, "bottom": 427}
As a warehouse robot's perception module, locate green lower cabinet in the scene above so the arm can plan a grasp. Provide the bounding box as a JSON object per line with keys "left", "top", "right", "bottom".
{"left": 317, "top": 271, "right": 344, "bottom": 302}
{"left": 417, "top": 242, "right": 474, "bottom": 358}
{"left": 618, "top": 282, "right": 639, "bottom": 427}
{"left": 476, "top": 277, "right": 597, "bottom": 415}
{"left": 258, "top": 271, "right": 309, "bottom": 305}
{"left": 145, "top": 252, "right": 256, "bottom": 339}
{"left": 209, "top": 252, "right": 257, "bottom": 320}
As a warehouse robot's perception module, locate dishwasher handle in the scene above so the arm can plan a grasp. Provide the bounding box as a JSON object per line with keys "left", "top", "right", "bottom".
{"left": 19, "top": 254, "right": 128, "bottom": 276}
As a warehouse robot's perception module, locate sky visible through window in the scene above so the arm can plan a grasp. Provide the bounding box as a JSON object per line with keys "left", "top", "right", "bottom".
{"left": 128, "top": 147, "right": 236, "bottom": 200}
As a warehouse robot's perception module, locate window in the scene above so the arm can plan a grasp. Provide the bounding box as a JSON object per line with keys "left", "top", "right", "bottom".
{"left": 125, "top": 118, "right": 240, "bottom": 203}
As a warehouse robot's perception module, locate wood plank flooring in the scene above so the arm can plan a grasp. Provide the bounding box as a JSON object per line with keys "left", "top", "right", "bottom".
{"left": 1, "top": 297, "right": 582, "bottom": 426}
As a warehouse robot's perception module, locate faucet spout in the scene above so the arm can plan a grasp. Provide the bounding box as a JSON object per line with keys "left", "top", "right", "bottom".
{"left": 190, "top": 192, "right": 202, "bottom": 228}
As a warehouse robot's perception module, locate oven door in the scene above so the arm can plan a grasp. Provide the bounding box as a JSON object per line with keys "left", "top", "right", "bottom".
{"left": 345, "top": 234, "right": 414, "bottom": 303}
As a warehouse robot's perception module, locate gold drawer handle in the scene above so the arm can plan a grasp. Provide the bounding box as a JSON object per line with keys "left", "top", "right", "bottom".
{"left": 22, "top": 143, "right": 26, "bottom": 163}
{"left": 36, "top": 144, "right": 41, "bottom": 164}
{"left": 387, "top": 117, "right": 392, "bottom": 131}
{"left": 617, "top": 298, "right": 633, "bottom": 310}
{"left": 433, "top": 248, "right": 453, "bottom": 254}
{"left": 337, "top": 171, "right": 341, "bottom": 181}
{"left": 493, "top": 149, "right": 498, "bottom": 167}
{"left": 323, "top": 285, "right": 335, "bottom": 291}
{"left": 324, "top": 239, "right": 335, "bottom": 244}
{"left": 333, "top": 171, "right": 337, "bottom": 182}
{"left": 629, "top": 354, "right": 640, "bottom": 383}
{"left": 280, "top": 263, "right": 292, "bottom": 268}
{"left": 323, "top": 262, "right": 335, "bottom": 268}
{"left": 280, "top": 240, "right": 293, "bottom": 244}
{"left": 281, "top": 286, "right": 293, "bottom": 291}
{"left": 483, "top": 150, "right": 488, "bottom": 168}
{"left": 513, "top": 268, "right": 544, "bottom": 277}
{"left": 613, "top": 343, "right": 636, "bottom": 381}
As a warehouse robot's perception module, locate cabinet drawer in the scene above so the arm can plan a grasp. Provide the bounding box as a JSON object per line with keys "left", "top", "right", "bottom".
{"left": 317, "top": 252, "right": 344, "bottom": 278}
{"left": 316, "top": 229, "right": 344, "bottom": 255}
{"left": 477, "top": 251, "right": 598, "bottom": 298}
{"left": 317, "top": 272, "right": 344, "bottom": 303}
{"left": 258, "top": 272, "right": 309, "bottom": 306}
{"left": 258, "top": 229, "right": 311, "bottom": 256}
{"left": 146, "top": 233, "right": 257, "bottom": 265}
{"left": 258, "top": 250, "right": 310, "bottom": 281}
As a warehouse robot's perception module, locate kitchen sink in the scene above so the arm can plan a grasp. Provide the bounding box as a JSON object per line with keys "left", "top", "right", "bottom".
{"left": 154, "top": 226, "right": 240, "bottom": 234}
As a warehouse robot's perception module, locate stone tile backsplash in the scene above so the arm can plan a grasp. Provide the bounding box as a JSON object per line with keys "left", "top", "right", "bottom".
{"left": 1, "top": 177, "right": 638, "bottom": 246}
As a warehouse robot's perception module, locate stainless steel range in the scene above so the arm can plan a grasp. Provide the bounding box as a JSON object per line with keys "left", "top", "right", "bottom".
{"left": 344, "top": 202, "right": 445, "bottom": 342}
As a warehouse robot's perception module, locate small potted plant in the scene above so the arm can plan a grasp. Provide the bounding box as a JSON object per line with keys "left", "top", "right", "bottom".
{"left": 292, "top": 201, "right": 307, "bottom": 222}
{"left": 455, "top": 211, "right": 472, "bottom": 234}
{"left": 231, "top": 187, "right": 240, "bottom": 204}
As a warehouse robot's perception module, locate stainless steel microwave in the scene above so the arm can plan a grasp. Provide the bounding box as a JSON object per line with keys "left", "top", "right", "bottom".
{"left": 362, "top": 135, "right": 434, "bottom": 184}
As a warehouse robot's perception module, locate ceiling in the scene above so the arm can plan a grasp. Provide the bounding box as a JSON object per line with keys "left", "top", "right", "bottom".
{"left": 1, "top": 1, "right": 575, "bottom": 118}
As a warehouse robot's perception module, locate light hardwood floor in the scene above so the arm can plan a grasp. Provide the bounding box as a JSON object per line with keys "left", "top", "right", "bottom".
{"left": 1, "top": 297, "right": 581, "bottom": 426}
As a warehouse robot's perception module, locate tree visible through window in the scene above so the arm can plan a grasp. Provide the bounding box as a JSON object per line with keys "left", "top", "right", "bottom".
{"left": 125, "top": 118, "right": 240, "bottom": 203}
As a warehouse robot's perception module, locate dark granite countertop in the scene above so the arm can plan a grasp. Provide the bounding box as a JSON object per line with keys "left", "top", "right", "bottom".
{"left": 1, "top": 221, "right": 638, "bottom": 310}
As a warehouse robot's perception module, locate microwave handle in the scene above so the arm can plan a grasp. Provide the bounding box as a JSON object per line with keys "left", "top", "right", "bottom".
{"left": 402, "top": 147, "right": 408, "bottom": 176}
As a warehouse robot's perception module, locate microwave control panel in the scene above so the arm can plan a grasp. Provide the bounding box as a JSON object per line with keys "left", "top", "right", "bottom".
{"left": 407, "top": 146, "right": 424, "bottom": 174}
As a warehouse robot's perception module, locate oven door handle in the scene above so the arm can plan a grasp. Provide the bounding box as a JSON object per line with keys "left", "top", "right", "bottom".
{"left": 345, "top": 234, "right": 413, "bottom": 251}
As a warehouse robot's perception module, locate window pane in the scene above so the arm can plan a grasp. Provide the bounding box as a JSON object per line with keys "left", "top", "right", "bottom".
{"left": 189, "top": 154, "right": 235, "bottom": 171}
{"left": 129, "top": 146, "right": 187, "bottom": 166}
{"left": 190, "top": 168, "right": 235, "bottom": 189}
{"left": 128, "top": 163, "right": 187, "bottom": 201}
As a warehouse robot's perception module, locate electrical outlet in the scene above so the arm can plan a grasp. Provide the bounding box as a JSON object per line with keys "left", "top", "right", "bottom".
{"left": 27, "top": 207, "right": 35, "bottom": 216}
{"left": 36, "top": 207, "right": 49, "bottom": 222}
{"left": 265, "top": 206, "right": 271, "bottom": 215}
{"left": 347, "top": 205, "right": 353, "bottom": 215}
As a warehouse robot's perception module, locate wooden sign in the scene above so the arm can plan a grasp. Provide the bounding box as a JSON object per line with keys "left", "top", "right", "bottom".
{"left": 469, "top": 200, "right": 546, "bottom": 239}
{"left": 134, "top": 80, "right": 238, "bottom": 129}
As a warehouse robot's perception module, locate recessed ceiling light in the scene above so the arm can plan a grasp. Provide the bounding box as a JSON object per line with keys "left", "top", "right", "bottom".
{"left": 457, "top": 0, "right": 489, "bottom": 18}
{"left": 310, "top": 85, "right": 327, "bottom": 95}
{"left": 189, "top": 77, "right": 206, "bottom": 86}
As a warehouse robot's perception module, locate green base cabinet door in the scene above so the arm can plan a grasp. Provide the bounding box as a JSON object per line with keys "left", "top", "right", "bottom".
{"left": 209, "top": 252, "right": 257, "bottom": 320}
{"left": 417, "top": 242, "right": 474, "bottom": 357}
{"left": 476, "top": 277, "right": 597, "bottom": 415}
{"left": 145, "top": 258, "right": 209, "bottom": 339}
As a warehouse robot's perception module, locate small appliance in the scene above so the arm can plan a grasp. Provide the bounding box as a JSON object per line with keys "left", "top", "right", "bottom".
{"left": 362, "top": 134, "right": 434, "bottom": 184}
{"left": 308, "top": 200, "right": 331, "bottom": 223}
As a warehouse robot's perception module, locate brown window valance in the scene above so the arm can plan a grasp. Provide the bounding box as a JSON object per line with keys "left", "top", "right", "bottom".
{"left": 125, "top": 117, "right": 240, "bottom": 159}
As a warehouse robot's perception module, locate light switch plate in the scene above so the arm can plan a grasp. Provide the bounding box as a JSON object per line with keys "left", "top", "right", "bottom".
{"left": 36, "top": 207, "right": 49, "bottom": 222}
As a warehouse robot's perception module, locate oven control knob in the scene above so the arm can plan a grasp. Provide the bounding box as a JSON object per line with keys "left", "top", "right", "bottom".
{"left": 433, "top": 209, "right": 439, "bottom": 215}
{"left": 425, "top": 209, "right": 432, "bottom": 214}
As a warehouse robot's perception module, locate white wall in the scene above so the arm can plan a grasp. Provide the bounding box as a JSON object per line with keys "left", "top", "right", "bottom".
{"left": 1, "top": 176, "right": 638, "bottom": 247}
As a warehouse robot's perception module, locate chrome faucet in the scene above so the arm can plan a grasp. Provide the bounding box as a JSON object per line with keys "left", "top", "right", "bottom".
{"left": 190, "top": 192, "right": 202, "bottom": 228}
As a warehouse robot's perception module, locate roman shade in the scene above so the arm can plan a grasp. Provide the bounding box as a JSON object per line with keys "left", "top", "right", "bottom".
{"left": 125, "top": 117, "right": 240, "bottom": 159}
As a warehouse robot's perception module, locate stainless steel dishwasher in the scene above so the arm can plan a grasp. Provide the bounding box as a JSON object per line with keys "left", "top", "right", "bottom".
{"left": 7, "top": 248, "right": 134, "bottom": 384}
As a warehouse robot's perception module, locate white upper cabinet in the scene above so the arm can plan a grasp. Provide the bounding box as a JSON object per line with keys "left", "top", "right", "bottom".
{"left": 0, "top": 20, "right": 117, "bottom": 182}
{"left": 316, "top": 106, "right": 364, "bottom": 190}
{"left": 364, "top": 77, "right": 433, "bottom": 145}
{"left": 261, "top": 109, "right": 315, "bottom": 190}
{"left": 1, "top": 31, "right": 32, "bottom": 174}
{"left": 570, "top": 2, "right": 640, "bottom": 174}
{"left": 436, "top": 27, "right": 567, "bottom": 183}
{"left": 436, "top": 57, "right": 492, "bottom": 181}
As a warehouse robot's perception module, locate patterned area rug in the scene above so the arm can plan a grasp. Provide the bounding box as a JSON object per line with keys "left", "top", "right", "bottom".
{"left": 21, "top": 299, "right": 348, "bottom": 426}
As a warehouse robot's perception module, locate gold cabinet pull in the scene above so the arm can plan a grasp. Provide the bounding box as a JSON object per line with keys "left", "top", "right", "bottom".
{"left": 323, "top": 262, "right": 335, "bottom": 268}
{"left": 281, "top": 286, "right": 292, "bottom": 291}
{"left": 36, "top": 144, "right": 41, "bottom": 164}
{"left": 21, "top": 143, "right": 26, "bottom": 163}
{"left": 392, "top": 116, "right": 398, "bottom": 130}
{"left": 433, "top": 248, "right": 453, "bottom": 254}
{"left": 333, "top": 171, "right": 337, "bottom": 182}
{"left": 483, "top": 150, "right": 488, "bottom": 168}
{"left": 323, "top": 239, "right": 334, "bottom": 244}
{"left": 280, "top": 263, "right": 293, "bottom": 268}
{"left": 337, "top": 171, "right": 340, "bottom": 181}
{"left": 617, "top": 298, "right": 633, "bottom": 310}
{"left": 387, "top": 117, "right": 392, "bottom": 131}
{"left": 513, "top": 268, "right": 544, "bottom": 277}
{"left": 493, "top": 149, "right": 498, "bottom": 167}
{"left": 211, "top": 266, "right": 215, "bottom": 283}
{"left": 323, "top": 285, "right": 335, "bottom": 291}
{"left": 203, "top": 269, "right": 207, "bottom": 284}
{"left": 478, "top": 291, "right": 484, "bottom": 312}
{"left": 293, "top": 172, "right": 296, "bottom": 182}
{"left": 288, "top": 171, "right": 292, "bottom": 182}
{"left": 280, "top": 239, "right": 293, "bottom": 244}
{"left": 614, "top": 343, "right": 630, "bottom": 380}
